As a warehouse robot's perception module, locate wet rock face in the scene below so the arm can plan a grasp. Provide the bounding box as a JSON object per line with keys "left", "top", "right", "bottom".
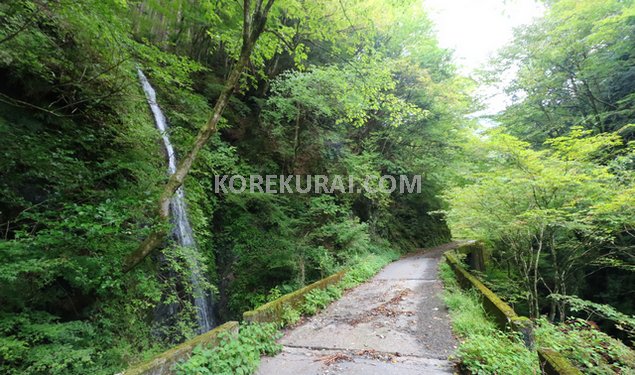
{"left": 137, "top": 69, "right": 216, "bottom": 334}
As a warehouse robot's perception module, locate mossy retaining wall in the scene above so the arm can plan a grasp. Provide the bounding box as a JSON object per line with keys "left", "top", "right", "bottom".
{"left": 445, "top": 252, "right": 522, "bottom": 330}
{"left": 445, "top": 249, "right": 582, "bottom": 375}
{"left": 243, "top": 270, "right": 346, "bottom": 323}
{"left": 121, "top": 321, "right": 239, "bottom": 375}
{"left": 538, "top": 348, "right": 583, "bottom": 375}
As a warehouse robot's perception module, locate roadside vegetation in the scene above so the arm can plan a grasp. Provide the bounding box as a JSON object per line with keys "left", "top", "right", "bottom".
{"left": 442, "top": 256, "right": 635, "bottom": 374}
{"left": 175, "top": 248, "right": 398, "bottom": 373}
{"left": 441, "top": 0, "right": 634, "bottom": 372}
{"left": 535, "top": 319, "right": 635, "bottom": 374}
{"left": 439, "top": 261, "right": 539, "bottom": 374}
{"left": 175, "top": 323, "right": 282, "bottom": 375}
{"left": 0, "top": 0, "right": 633, "bottom": 373}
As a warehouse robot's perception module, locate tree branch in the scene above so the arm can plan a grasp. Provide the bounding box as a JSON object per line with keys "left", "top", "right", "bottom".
{"left": 123, "top": 0, "right": 276, "bottom": 272}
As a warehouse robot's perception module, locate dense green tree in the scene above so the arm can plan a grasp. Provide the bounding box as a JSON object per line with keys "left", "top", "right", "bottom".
{"left": 6, "top": 0, "right": 632, "bottom": 373}
{"left": 446, "top": 128, "right": 633, "bottom": 319}
{"left": 490, "top": 0, "right": 635, "bottom": 144}
{"left": 0, "top": 0, "right": 472, "bottom": 372}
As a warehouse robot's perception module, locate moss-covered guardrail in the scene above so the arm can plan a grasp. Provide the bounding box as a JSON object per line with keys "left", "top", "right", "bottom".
{"left": 445, "top": 247, "right": 582, "bottom": 375}
{"left": 122, "top": 321, "right": 239, "bottom": 375}
{"left": 538, "top": 348, "right": 583, "bottom": 375}
{"left": 243, "top": 270, "right": 346, "bottom": 323}
{"left": 445, "top": 252, "right": 530, "bottom": 336}
{"left": 121, "top": 269, "right": 347, "bottom": 374}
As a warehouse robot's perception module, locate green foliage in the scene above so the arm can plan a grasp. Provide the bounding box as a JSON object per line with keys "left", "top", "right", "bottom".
{"left": 0, "top": 0, "right": 215, "bottom": 371}
{"left": 441, "top": 290, "right": 496, "bottom": 338}
{"left": 535, "top": 318, "right": 635, "bottom": 374}
{"left": 301, "top": 288, "right": 334, "bottom": 316}
{"left": 439, "top": 262, "right": 539, "bottom": 374}
{"left": 443, "top": 0, "right": 635, "bottom": 347}
{"left": 0, "top": 0, "right": 471, "bottom": 372}
{"left": 445, "top": 128, "right": 634, "bottom": 318}
{"left": 441, "top": 262, "right": 635, "bottom": 374}
{"left": 264, "top": 60, "right": 426, "bottom": 130}
{"left": 491, "top": 0, "right": 635, "bottom": 144}
{"left": 175, "top": 323, "right": 282, "bottom": 375}
{"left": 549, "top": 294, "right": 635, "bottom": 343}
{"left": 339, "top": 249, "right": 400, "bottom": 289}
{"left": 456, "top": 332, "right": 538, "bottom": 375}
{"left": 218, "top": 192, "right": 401, "bottom": 319}
{"left": 280, "top": 306, "right": 301, "bottom": 326}
{"left": 0, "top": 311, "right": 129, "bottom": 375}
{"left": 480, "top": 268, "right": 529, "bottom": 314}
{"left": 300, "top": 289, "right": 328, "bottom": 316}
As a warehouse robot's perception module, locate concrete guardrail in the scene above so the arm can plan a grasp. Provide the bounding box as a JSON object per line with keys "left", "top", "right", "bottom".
{"left": 445, "top": 251, "right": 533, "bottom": 344}
{"left": 445, "top": 245, "right": 582, "bottom": 375}
{"left": 243, "top": 270, "right": 346, "bottom": 323}
{"left": 121, "top": 321, "right": 239, "bottom": 375}
{"left": 538, "top": 348, "right": 583, "bottom": 375}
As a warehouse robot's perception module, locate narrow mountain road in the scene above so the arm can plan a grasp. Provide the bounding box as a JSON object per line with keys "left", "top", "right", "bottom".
{"left": 257, "top": 243, "right": 459, "bottom": 374}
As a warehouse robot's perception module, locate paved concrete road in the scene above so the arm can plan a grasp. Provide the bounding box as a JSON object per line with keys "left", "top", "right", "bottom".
{"left": 257, "top": 243, "right": 459, "bottom": 374}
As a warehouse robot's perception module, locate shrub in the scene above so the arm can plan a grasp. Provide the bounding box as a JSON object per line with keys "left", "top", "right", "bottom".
{"left": 301, "top": 288, "right": 334, "bottom": 315}
{"left": 535, "top": 318, "right": 635, "bottom": 374}
{"left": 175, "top": 323, "right": 282, "bottom": 375}
{"left": 457, "top": 332, "right": 538, "bottom": 374}
{"left": 340, "top": 249, "right": 399, "bottom": 289}
{"left": 280, "top": 307, "right": 301, "bottom": 326}
{"left": 0, "top": 311, "right": 129, "bottom": 375}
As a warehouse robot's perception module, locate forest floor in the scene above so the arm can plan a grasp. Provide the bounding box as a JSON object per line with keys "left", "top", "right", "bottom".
{"left": 257, "top": 243, "right": 459, "bottom": 374}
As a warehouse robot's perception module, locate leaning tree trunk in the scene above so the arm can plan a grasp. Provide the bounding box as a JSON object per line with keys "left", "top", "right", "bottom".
{"left": 123, "top": 0, "right": 276, "bottom": 272}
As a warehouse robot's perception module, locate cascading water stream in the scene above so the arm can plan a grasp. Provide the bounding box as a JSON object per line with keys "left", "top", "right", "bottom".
{"left": 137, "top": 69, "right": 215, "bottom": 334}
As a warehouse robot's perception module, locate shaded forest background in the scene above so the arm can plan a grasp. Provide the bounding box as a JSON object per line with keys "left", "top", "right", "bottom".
{"left": 0, "top": 0, "right": 633, "bottom": 374}
{"left": 0, "top": 1, "right": 470, "bottom": 373}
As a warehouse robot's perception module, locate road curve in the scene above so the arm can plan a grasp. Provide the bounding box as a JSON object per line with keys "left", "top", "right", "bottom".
{"left": 257, "top": 242, "right": 459, "bottom": 374}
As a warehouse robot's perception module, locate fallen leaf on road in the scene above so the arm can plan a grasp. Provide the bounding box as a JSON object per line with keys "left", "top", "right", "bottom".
{"left": 315, "top": 353, "right": 352, "bottom": 365}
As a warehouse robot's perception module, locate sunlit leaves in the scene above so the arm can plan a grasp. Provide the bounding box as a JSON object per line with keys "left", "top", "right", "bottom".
{"left": 445, "top": 128, "right": 629, "bottom": 243}
{"left": 492, "top": 0, "right": 635, "bottom": 143}
{"left": 265, "top": 59, "right": 424, "bottom": 128}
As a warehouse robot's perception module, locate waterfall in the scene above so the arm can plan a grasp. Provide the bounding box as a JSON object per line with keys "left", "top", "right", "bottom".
{"left": 137, "top": 69, "right": 215, "bottom": 334}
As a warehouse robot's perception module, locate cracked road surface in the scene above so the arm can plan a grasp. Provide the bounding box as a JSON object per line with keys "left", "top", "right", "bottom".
{"left": 256, "top": 243, "right": 459, "bottom": 374}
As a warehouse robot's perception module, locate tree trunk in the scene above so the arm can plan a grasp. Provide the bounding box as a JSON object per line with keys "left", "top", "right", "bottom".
{"left": 531, "top": 231, "right": 544, "bottom": 319}
{"left": 123, "top": 0, "right": 276, "bottom": 272}
{"left": 291, "top": 105, "right": 301, "bottom": 173}
{"left": 298, "top": 255, "right": 306, "bottom": 286}
{"left": 548, "top": 239, "right": 559, "bottom": 321}
{"left": 558, "top": 281, "right": 567, "bottom": 322}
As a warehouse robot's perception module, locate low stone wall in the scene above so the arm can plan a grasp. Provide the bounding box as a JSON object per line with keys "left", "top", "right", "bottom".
{"left": 445, "top": 252, "right": 522, "bottom": 330}
{"left": 538, "top": 348, "right": 583, "bottom": 375}
{"left": 445, "top": 250, "right": 582, "bottom": 375}
{"left": 121, "top": 270, "right": 347, "bottom": 374}
{"left": 122, "top": 321, "right": 239, "bottom": 375}
{"left": 243, "top": 270, "right": 346, "bottom": 323}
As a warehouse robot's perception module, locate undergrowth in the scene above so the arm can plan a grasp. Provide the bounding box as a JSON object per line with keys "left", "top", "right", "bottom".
{"left": 535, "top": 318, "right": 635, "bottom": 374}
{"left": 440, "top": 259, "right": 635, "bottom": 374}
{"left": 439, "top": 261, "right": 539, "bottom": 374}
{"left": 178, "top": 248, "right": 399, "bottom": 373}
{"left": 174, "top": 323, "right": 282, "bottom": 375}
